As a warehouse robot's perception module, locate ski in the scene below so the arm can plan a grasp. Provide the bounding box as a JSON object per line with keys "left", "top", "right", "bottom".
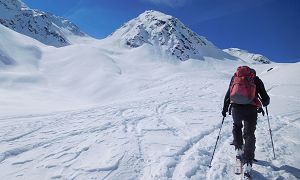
{"left": 244, "top": 172, "right": 252, "bottom": 180}
{"left": 234, "top": 158, "right": 243, "bottom": 175}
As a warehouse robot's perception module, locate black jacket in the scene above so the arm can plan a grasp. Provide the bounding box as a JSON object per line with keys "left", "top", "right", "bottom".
{"left": 223, "top": 76, "right": 270, "bottom": 112}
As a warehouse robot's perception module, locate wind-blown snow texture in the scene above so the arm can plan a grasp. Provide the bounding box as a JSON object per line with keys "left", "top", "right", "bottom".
{"left": 0, "top": 3, "right": 300, "bottom": 180}
{"left": 0, "top": 0, "right": 87, "bottom": 47}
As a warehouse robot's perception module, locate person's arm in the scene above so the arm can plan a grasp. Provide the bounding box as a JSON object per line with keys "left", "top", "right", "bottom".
{"left": 222, "top": 88, "right": 230, "bottom": 116}
{"left": 256, "top": 77, "right": 270, "bottom": 106}
{"left": 222, "top": 77, "right": 232, "bottom": 116}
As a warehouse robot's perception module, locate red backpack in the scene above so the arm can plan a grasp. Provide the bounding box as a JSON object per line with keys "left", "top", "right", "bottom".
{"left": 230, "top": 66, "right": 261, "bottom": 107}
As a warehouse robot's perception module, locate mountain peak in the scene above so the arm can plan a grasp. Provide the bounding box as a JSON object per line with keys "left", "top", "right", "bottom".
{"left": 137, "top": 10, "right": 173, "bottom": 21}
{"left": 109, "top": 10, "right": 233, "bottom": 61}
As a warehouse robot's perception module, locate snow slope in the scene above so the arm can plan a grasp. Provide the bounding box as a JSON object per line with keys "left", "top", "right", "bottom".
{"left": 0, "top": 24, "right": 95, "bottom": 115}
{"left": 0, "top": 6, "right": 299, "bottom": 180}
{"left": 0, "top": 58, "right": 299, "bottom": 179}
{"left": 0, "top": 0, "right": 88, "bottom": 47}
{"left": 223, "top": 48, "right": 271, "bottom": 64}
{"left": 0, "top": 24, "right": 44, "bottom": 89}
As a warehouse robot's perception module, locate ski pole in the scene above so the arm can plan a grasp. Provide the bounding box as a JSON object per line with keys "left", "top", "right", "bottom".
{"left": 265, "top": 106, "right": 276, "bottom": 159}
{"left": 209, "top": 116, "right": 225, "bottom": 168}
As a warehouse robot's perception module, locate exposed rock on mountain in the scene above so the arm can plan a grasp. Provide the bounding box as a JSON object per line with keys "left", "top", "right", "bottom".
{"left": 109, "top": 10, "right": 234, "bottom": 61}
{"left": 223, "top": 48, "right": 271, "bottom": 64}
{"left": 0, "top": 0, "right": 86, "bottom": 47}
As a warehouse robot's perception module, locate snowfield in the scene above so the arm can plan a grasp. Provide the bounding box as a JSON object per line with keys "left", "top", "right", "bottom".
{"left": 1, "top": 14, "right": 300, "bottom": 180}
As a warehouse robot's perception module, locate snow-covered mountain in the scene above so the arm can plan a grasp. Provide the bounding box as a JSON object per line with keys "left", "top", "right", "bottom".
{"left": 223, "top": 48, "right": 271, "bottom": 64}
{"left": 0, "top": 0, "right": 87, "bottom": 47}
{"left": 1, "top": 24, "right": 300, "bottom": 178}
{"left": 0, "top": 4, "right": 300, "bottom": 180}
{"left": 107, "top": 10, "right": 235, "bottom": 61}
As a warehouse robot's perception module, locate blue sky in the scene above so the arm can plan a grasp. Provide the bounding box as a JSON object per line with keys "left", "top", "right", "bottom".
{"left": 22, "top": 0, "right": 300, "bottom": 62}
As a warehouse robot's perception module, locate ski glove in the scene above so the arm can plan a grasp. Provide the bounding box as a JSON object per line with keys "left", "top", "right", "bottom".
{"left": 257, "top": 107, "right": 265, "bottom": 116}
{"left": 222, "top": 110, "right": 227, "bottom": 117}
{"left": 262, "top": 98, "right": 270, "bottom": 107}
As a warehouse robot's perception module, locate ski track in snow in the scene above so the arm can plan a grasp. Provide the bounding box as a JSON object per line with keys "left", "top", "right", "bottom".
{"left": 0, "top": 73, "right": 300, "bottom": 180}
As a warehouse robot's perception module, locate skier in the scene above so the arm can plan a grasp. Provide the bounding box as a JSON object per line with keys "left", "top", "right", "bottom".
{"left": 222, "top": 66, "right": 270, "bottom": 177}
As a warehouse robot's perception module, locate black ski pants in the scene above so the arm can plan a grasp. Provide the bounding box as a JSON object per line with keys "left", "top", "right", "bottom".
{"left": 232, "top": 105, "right": 257, "bottom": 164}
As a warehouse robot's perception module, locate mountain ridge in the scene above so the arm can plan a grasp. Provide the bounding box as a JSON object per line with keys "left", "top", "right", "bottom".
{"left": 0, "top": 0, "right": 87, "bottom": 47}
{"left": 0, "top": 1, "right": 272, "bottom": 63}
{"left": 223, "top": 48, "right": 271, "bottom": 64}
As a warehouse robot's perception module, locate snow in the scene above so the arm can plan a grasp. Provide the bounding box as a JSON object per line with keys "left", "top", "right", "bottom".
{"left": 223, "top": 48, "right": 271, "bottom": 64}
{"left": 108, "top": 10, "right": 237, "bottom": 61}
{"left": 0, "top": 24, "right": 43, "bottom": 68}
{"left": 0, "top": 6, "right": 300, "bottom": 180}
{"left": 0, "top": 0, "right": 89, "bottom": 47}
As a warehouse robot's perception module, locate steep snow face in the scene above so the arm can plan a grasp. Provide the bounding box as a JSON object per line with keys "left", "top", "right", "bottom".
{"left": 0, "top": 0, "right": 86, "bottom": 47}
{"left": 108, "top": 10, "right": 235, "bottom": 61}
{"left": 223, "top": 48, "right": 271, "bottom": 64}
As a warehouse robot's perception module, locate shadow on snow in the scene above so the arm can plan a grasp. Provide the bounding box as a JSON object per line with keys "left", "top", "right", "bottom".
{"left": 254, "top": 160, "right": 300, "bottom": 179}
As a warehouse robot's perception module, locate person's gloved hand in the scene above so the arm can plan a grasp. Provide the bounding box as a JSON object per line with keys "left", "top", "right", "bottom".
{"left": 257, "top": 107, "right": 265, "bottom": 116}
{"left": 262, "top": 99, "right": 270, "bottom": 107}
{"left": 222, "top": 110, "right": 227, "bottom": 117}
